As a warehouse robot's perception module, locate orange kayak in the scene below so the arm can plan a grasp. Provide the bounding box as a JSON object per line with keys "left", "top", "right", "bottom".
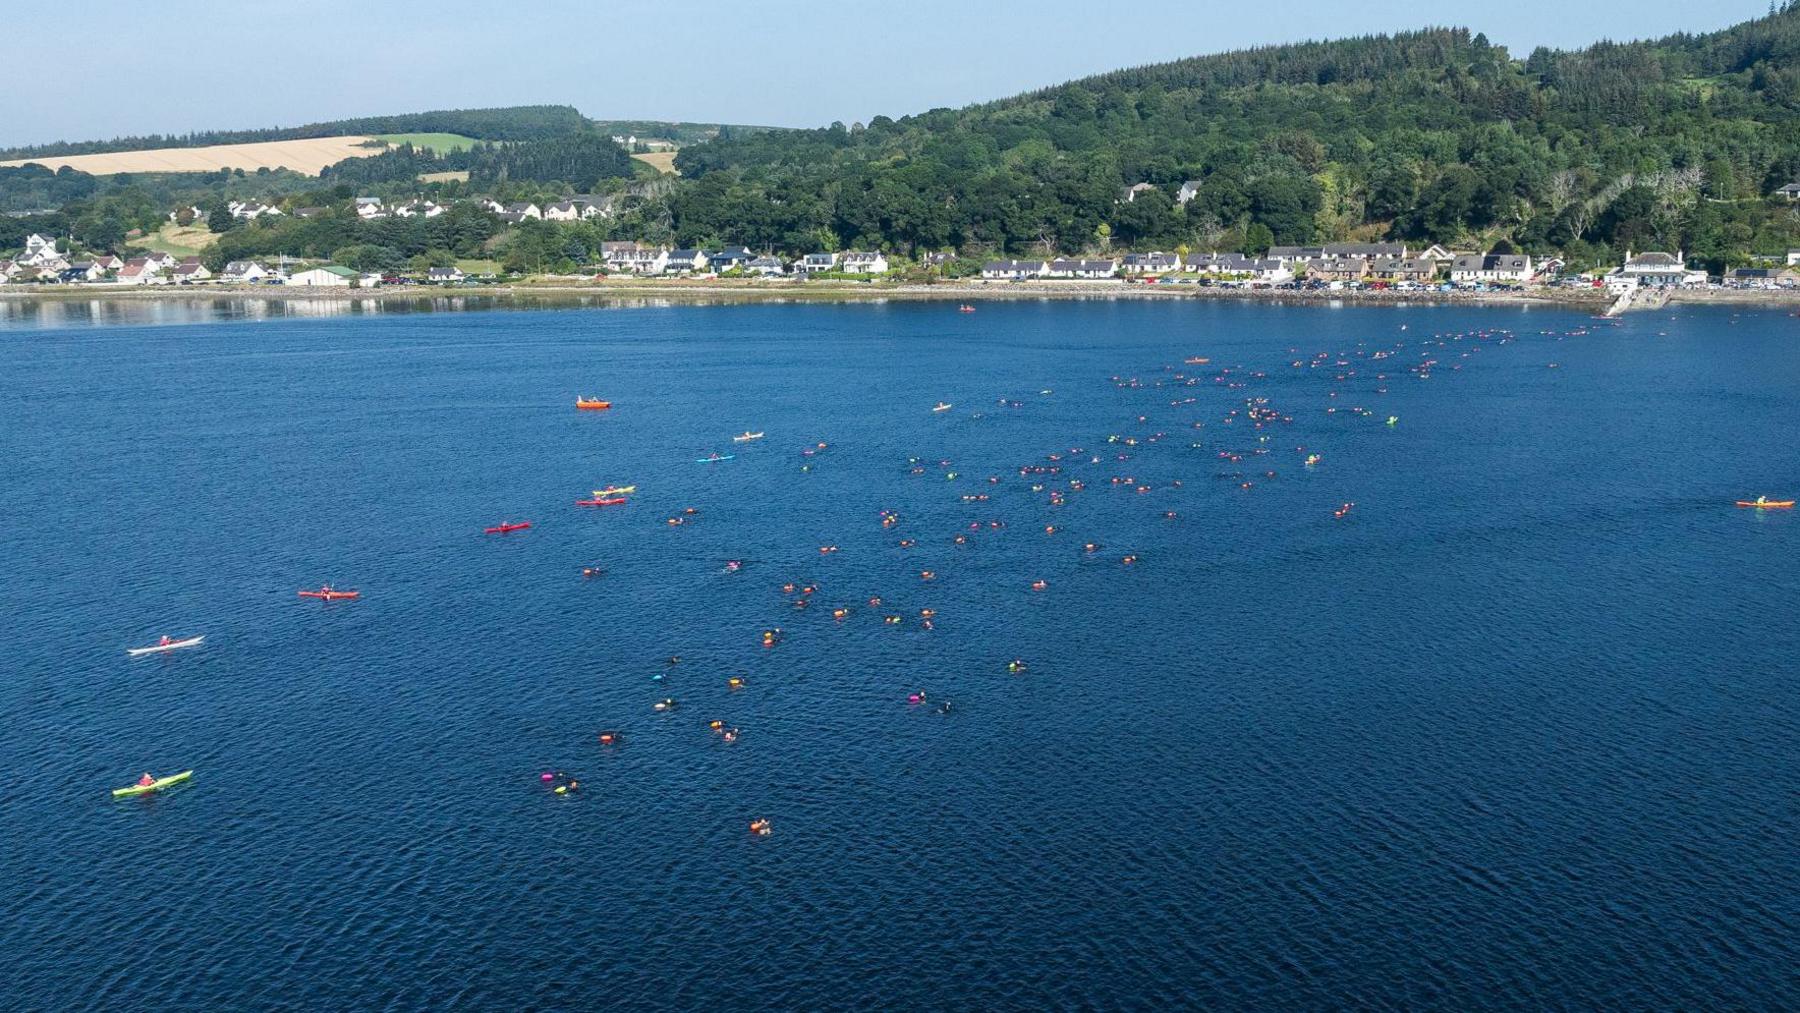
{"left": 1736, "top": 500, "right": 1795, "bottom": 509}
{"left": 576, "top": 399, "right": 612, "bottom": 410}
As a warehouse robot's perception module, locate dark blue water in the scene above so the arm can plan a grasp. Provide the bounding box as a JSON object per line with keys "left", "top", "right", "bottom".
{"left": 3, "top": 298, "right": 1797, "bottom": 1010}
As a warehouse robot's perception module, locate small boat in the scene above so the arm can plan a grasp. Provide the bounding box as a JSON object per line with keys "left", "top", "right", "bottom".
{"left": 958, "top": 304, "right": 976, "bottom": 313}
{"left": 932, "top": 402, "right": 953, "bottom": 413}
{"left": 484, "top": 521, "right": 532, "bottom": 534}
{"left": 1736, "top": 498, "right": 1795, "bottom": 509}
{"left": 576, "top": 497, "right": 628, "bottom": 507}
{"left": 732, "top": 431, "right": 765, "bottom": 443}
{"left": 695, "top": 453, "right": 735, "bottom": 464}
{"left": 593, "top": 485, "right": 636, "bottom": 497}
{"left": 575, "top": 398, "right": 612, "bottom": 410}
{"left": 112, "top": 770, "right": 193, "bottom": 798}
{"left": 127, "top": 636, "right": 203, "bottom": 657}
{"left": 298, "top": 587, "right": 360, "bottom": 601}
{"left": 1184, "top": 356, "right": 1210, "bottom": 365}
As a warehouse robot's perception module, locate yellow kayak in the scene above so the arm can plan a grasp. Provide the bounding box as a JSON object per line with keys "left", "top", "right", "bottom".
{"left": 593, "top": 485, "right": 636, "bottom": 497}
{"left": 112, "top": 770, "right": 193, "bottom": 798}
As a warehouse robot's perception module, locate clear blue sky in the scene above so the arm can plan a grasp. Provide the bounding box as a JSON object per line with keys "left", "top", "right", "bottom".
{"left": 2, "top": 0, "right": 1771, "bottom": 147}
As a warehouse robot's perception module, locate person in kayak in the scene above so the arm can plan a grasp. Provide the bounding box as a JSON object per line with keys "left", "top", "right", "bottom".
{"left": 158, "top": 635, "right": 171, "bottom": 647}
{"left": 137, "top": 772, "right": 155, "bottom": 787}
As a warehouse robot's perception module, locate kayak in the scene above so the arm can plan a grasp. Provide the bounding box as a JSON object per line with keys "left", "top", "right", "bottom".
{"left": 576, "top": 497, "right": 627, "bottom": 507}
{"left": 695, "top": 454, "right": 735, "bottom": 464}
{"left": 1737, "top": 500, "right": 1795, "bottom": 509}
{"left": 733, "top": 431, "right": 765, "bottom": 442}
{"left": 932, "top": 402, "right": 953, "bottom": 413}
{"left": 485, "top": 522, "right": 532, "bottom": 534}
{"left": 112, "top": 770, "right": 193, "bottom": 798}
{"left": 576, "top": 398, "right": 611, "bottom": 410}
{"left": 593, "top": 485, "right": 636, "bottom": 496}
{"left": 298, "top": 588, "right": 360, "bottom": 600}
{"left": 127, "top": 635, "right": 203, "bottom": 657}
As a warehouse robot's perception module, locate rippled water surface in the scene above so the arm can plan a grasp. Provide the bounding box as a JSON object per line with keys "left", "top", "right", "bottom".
{"left": 2, "top": 299, "right": 1797, "bottom": 1010}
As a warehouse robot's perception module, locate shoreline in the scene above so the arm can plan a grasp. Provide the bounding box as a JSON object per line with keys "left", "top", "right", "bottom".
{"left": 4, "top": 277, "right": 1787, "bottom": 311}
{"left": 0, "top": 277, "right": 1608, "bottom": 308}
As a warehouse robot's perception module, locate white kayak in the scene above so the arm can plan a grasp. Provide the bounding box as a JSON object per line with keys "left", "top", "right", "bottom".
{"left": 128, "top": 636, "right": 204, "bottom": 657}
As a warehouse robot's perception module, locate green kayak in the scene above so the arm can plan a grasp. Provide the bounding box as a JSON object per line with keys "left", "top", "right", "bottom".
{"left": 112, "top": 770, "right": 193, "bottom": 798}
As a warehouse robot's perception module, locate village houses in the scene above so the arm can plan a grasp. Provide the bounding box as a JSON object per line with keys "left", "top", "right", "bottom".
{"left": 1450, "top": 253, "right": 1534, "bottom": 285}
{"left": 840, "top": 251, "right": 889, "bottom": 274}
{"left": 982, "top": 259, "right": 1049, "bottom": 280}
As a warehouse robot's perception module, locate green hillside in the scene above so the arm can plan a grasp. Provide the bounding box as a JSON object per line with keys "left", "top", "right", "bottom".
{"left": 669, "top": 6, "right": 1800, "bottom": 267}
{"left": 372, "top": 133, "right": 481, "bottom": 154}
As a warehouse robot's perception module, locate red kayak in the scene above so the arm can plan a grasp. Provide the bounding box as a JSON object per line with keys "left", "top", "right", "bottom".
{"left": 485, "top": 522, "right": 532, "bottom": 534}
{"left": 576, "top": 497, "right": 628, "bottom": 507}
{"left": 298, "top": 588, "right": 360, "bottom": 601}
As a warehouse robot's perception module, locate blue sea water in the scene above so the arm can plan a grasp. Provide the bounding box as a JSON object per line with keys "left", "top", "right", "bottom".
{"left": 1, "top": 296, "right": 1796, "bottom": 1010}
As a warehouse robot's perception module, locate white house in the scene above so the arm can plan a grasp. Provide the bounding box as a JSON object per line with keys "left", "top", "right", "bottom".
{"left": 1418, "top": 244, "right": 1458, "bottom": 264}
{"left": 840, "top": 251, "right": 889, "bottom": 274}
{"left": 746, "top": 256, "right": 786, "bottom": 276}
{"left": 1186, "top": 254, "right": 1292, "bottom": 283}
{"left": 570, "top": 196, "right": 613, "bottom": 220}
{"left": 1776, "top": 182, "right": 1800, "bottom": 201}
{"left": 172, "top": 258, "right": 212, "bottom": 283}
{"left": 426, "top": 266, "right": 465, "bottom": 283}
{"left": 543, "top": 201, "right": 582, "bottom": 222}
{"left": 503, "top": 202, "right": 543, "bottom": 220}
{"left": 1617, "top": 250, "right": 1705, "bottom": 287}
{"left": 18, "top": 234, "right": 65, "bottom": 267}
{"left": 795, "top": 252, "right": 838, "bottom": 274}
{"left": 114, "top": 258, "right": 166, "bottom": 285}
{"left": 1266, "top": 246, "right": 1324, "bottom": 265}
{"left": 1786, "top": 249, "right": 1800, "bottom": 267}
{"left": 288, "top": 265, "right": 358, "bottom": 287}
{"left": 1322, "top": 242, "right": 1407, "bottom": 260}
{"left": 91, "top": 254, "right": 124, "bottom": 273}
{"left": 663, "top": 249, "right": 709, "bottom": 273}
{"left": 220, "top": 260, "right": 269, "bottom": 283}
{"left": 1044, "top": 258, "right": 1116, "bottom": 279}
{"left": 354, "top": 197, "right": 385, "bottom": 219}
{"left": 479, "top": 198, "right": 507, "bottom": 214}
{"left": 1176, "top": 180, "right": 1203, "bottom": 205}
{"left": 708, "top": 248, "right": 755, "bottom": 273}
{"left": 607, "top": 248, "right": 668, "bottom": 274}
{"left": 1450, "top": 253, "right": 1533, "bottom": 285}
{"left": 229, "top": 201, "right": 283, "bottom": 220}
{"left": 1118, "top": 183, "right": 1157, "bottom": 203}
{"left": 393, "top": 201, "right": 442, "bottom": 218}
{"left": 982, "top": 259, "right": 1048, "bottom": 280}
{"left": 1119, "top": 252, "right": 1181, "bottom": 274}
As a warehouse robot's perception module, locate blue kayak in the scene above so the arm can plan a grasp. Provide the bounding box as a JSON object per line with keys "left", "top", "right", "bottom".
{"left": 695, "top": 454, "right": 736, "bottom": 463}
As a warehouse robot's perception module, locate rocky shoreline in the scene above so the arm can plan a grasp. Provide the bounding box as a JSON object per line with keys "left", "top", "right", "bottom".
{"left": 0, "top": 277, "right": 1636, "bottom": 310}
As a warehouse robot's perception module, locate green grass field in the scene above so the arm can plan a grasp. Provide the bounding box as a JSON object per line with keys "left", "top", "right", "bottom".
{"left": 130, "top": 223, "right": 216, "bottom": 257}
{"left": 375, "top": 132, "right": 481, "bottom": 154}
{"left": 455, "top": 258, "right": 501, "bottom": 276}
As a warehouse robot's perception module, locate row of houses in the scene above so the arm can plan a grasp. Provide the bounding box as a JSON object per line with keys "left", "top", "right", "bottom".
{"left": 597, "top": 244, "right": 890, "bottom": 276}
{"left": 978, "top": 249, "right": 1544, "bottom": 285}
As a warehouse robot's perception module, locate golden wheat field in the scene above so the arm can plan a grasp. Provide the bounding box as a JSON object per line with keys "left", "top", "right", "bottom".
{"left": 630, "top": 151, "right": 679, "bottom": 174}
{"left": 0, "top": 136, "right": 386, "bottom": 175}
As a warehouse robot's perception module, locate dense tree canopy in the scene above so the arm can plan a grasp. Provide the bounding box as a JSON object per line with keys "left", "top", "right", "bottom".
{"left": 666, "top": 8, "right": 1800, "bottom": 268}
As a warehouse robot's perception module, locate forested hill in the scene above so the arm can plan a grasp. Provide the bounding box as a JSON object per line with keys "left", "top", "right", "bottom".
{"left": 670, "top": 7, "right": 1800, "bottom": 267}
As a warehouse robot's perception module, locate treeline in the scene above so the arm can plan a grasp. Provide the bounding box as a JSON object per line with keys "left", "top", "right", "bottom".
{"left": 198, "top": 203, "right": 503, "bottom": 273}
{"left": 0, "top": 105, "right": 589, "bottom": 160}
{"left": 321, "top": 134, "right": 636, "bottom": 191}
{"left": 665, "top": 9, "right": 1800, "bottom": 269}
{"left": 0, "top": 164, "right": 100, "bottom": 212}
